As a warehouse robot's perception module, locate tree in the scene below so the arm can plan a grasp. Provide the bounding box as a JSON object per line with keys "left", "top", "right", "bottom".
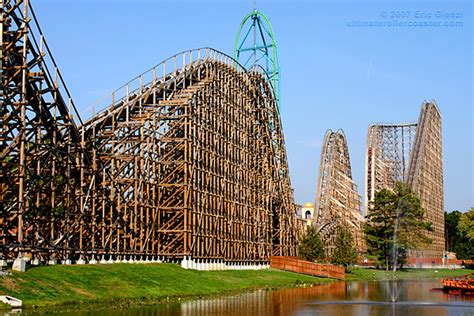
{"left": 364, "top": 188, "right": 395, "bottom": 270}
{"left": 299, "top": 226, "right": 325, "bottom": 262}
{"left": 445, "top": 211, "right": 462, "bottom": 252}
{"left": 456, "top": 208, "right": 474, "bottom": 259}
{"left": 445, "top": 208, "right": 474, "bottom": 259}
{"left": 364, "top": 182, "right": 433, "bottom": 271}
{"left": 331, "top": 225, "right": 358, "bottom": 271}
{"left": 458, "top": 208, "right": 474, "bottom": 241}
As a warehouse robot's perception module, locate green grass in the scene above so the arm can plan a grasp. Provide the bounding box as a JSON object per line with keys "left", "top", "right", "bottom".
{"left": 2, "top": 264, "right": 471, "bottom": 311}
{"left": 346, "top": 267, "right": 474, "bottom": 281}
{"left": 0, "top": 263, "right": 330, "bottom": 309}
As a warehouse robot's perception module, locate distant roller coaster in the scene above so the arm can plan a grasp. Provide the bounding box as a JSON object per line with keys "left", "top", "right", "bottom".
{"left": 366, "top": 101, "right": 445, "bottom": 258}
{"left": 0, "top": 0, "right": 299, "bottom": 267}
{"left": 314, "top": 129, "right": 364, "bottom": 256}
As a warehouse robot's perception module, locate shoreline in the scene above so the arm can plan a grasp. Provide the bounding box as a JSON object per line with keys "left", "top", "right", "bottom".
{"left": 1, "top": 283, "right": 324, "bottom": 314}
{"left": 0, "top": 263, "right": 332, "bottom": 311}
{"left": 0, "top": 264, "right": 472, "bottom": 312}
{"left": 346, "top": 267, "right": 474, "bottom": 281}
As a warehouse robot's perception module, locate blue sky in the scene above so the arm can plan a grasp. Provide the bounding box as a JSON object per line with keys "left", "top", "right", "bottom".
{"left": 33, "top": 0, "right": 472, "bottom": 213}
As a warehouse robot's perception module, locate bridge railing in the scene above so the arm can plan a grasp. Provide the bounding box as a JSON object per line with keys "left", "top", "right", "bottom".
{"left": 86, "top": 47, "right": 246, "bottom": 123}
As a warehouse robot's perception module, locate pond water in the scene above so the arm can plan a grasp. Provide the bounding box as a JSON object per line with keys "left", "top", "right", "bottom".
{"left": 11, "top": 280, "right": 474, "bottom": 316}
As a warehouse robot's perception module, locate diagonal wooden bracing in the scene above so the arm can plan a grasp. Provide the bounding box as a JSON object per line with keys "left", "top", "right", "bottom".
{"left": 365, "top": 123, "right": 417, "bottom": 206}
{"left": 406, "top": 102, "right": 444, "bottom": 258}
{"left": 365, "top": 101, "right": 444, "bottom": 258}
{"left": 314, "top": 129, "right": 363, "bottom": 256}
{"left": 1, "top": 0, "right": 299, "bottom": 263}
{"left": 0, "top": 0, "right": 95, "bottom": 259}
{"left": 81, "top": 55, "right": 298, "bottom": 262}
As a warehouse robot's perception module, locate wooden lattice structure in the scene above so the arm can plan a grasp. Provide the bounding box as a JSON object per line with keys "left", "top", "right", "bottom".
{"left": 0, "top": 0, "right": 89, "bottom": 259}
{"left": 365, "top": 101, "right": 444, "bottom": 258}
{"left": 0, "top": 0, "right": 299, "bottom": 264}
{"left": 314, "top": 129, "right": 363, "bottom": 256}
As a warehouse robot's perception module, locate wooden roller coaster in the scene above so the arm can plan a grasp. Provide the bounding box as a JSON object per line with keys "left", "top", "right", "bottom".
{"left": 314, "top": 129, "right": 364, "bottom": 257}
{"left": 365, "top": 102, "right": 445, "bottom": 258}
{"left": 0, "top": 0, "right": 300, "bottom": 264}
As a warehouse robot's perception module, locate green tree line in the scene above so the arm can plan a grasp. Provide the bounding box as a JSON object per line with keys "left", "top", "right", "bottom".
{"left": 298, "top": 182, "right": 473, "bottom": 271}
{"left": 445, "top": 208, "right": 474, "bottom": 259}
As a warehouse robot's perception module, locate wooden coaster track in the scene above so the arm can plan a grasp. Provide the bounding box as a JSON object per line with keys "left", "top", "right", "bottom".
{"left": 1, "top": 0, "right": 300, "bottom": 264}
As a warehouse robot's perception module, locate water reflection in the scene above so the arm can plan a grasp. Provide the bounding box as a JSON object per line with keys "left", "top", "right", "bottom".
{"left": 12, "top": 280, "right": 474, "bottom": 316}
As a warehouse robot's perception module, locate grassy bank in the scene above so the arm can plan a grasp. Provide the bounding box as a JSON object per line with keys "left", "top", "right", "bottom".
{"left": 0, "top": 263, "right": 330, "bottom": 309}
{"left": 1, "top": 264, "right": 472, "bottom": 311}
{"left": 347, "top": 267, "right": 474, "bottom": 281}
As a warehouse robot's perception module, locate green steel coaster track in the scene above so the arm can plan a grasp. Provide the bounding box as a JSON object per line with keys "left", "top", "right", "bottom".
{"left": 234, "top": 9, "right": 280, "bottom": 110}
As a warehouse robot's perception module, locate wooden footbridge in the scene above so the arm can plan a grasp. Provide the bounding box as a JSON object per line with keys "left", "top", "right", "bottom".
{"left": 270, "top": 256, "right": 345, "bottom": 280}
